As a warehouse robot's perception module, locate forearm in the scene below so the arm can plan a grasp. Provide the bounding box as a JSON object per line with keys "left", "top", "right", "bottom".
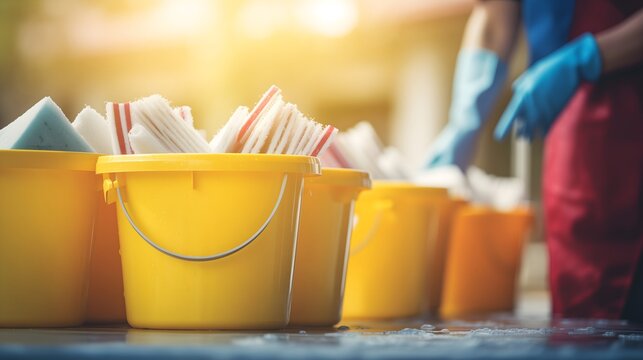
{"left": 461, "top": 0, "right": 521, "bottom": 61}
{"left": 596, "top": 9, "right": 643, "bottom": 74}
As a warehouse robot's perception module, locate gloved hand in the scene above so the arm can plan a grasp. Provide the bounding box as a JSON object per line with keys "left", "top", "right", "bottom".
{"left": 426, "top": 49, "right": 507, "bottom": 170}
{"left": 494, "top": 33, "right": 602, "bottom": 140}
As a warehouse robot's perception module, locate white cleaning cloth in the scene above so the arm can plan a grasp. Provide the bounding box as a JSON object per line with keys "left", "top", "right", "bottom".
{"left": 72, "top": 106, "right": 113, "bottom": 154}
{"left": 209, "top": 106, "right": 248, "bottom": 153}
{"left": 128, "top": 123, "right": 172, "bottom": 154}
{"left": 413, "top": 165, "right": 526, "bottom": 210}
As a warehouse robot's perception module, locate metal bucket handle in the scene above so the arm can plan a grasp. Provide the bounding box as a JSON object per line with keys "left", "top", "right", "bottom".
{"left": 110, "top": 174, "right": 288, "bottom": 262}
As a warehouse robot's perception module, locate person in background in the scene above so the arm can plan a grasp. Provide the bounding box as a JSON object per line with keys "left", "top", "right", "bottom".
{"left": 426, "top": 0, "right": 643, "bottom": 321}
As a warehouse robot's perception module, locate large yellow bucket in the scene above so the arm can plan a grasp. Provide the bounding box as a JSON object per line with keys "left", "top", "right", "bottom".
{"left": 290, "top": 168, "right": 371, "bottom": 327}
{"left": 342, "top": 182, "right": 448, "bottom": 320}
{"left": 96, "top": 154, "right": 320, "bottom": 330}
{"left": 0, "top": 150, "right": 99, "bottom": 327}
{"left": 85, "top": 198, "right": 126, "bottom": 324}
{"left": 440, "top": 206, "right": 532, "bottom": 318}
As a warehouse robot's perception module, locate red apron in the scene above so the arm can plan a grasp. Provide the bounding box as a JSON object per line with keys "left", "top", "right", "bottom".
{"left": 544, "top": 0, "right": 643, "bottom": 319}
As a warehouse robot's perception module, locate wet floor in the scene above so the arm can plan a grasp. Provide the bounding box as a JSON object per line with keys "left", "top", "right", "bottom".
{"left": 1, "top": 315, "right": 642, "bottom": 359}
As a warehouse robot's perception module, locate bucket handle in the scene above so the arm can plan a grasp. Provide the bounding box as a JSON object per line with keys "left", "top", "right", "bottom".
{"left": 114, "top": 174, "right": 289, "bottom": 262}
{"left": 349, "top": 200, "right": 393, "bottom": 256}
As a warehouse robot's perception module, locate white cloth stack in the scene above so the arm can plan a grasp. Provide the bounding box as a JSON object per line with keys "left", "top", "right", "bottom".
{"left": 321, "top": 121, "right": 410, "bottom": 180}
{"left": 106, "top": 95, "right": 210, "bottom": 154}
{"left": 72, "top": 106, "right": 113, "bottom": 154}
{"left": 209, "top": 85, "right": 337, "bottom": 156}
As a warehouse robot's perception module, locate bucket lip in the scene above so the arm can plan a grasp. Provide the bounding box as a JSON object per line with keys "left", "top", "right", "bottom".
{"left": 0, "top": 149, "right": 99, "bottom": 171}
{"left": 306, "top": 167, "right": 372, "bottom": 189}
{"left": 367, "top": 180, "right": 449, "bottom": 198}
{"left": 96, "top": 153, "right": 321, "bottom": 175}
{"left": 460, "top": 204, "right": 533, "bottom": 217}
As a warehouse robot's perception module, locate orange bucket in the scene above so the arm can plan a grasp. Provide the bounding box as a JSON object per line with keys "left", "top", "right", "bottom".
{"left": 425, "top": 198, "right": 467, "bottom": 315}
{"left": 85, "top": 198, "right": 126, "bottom": 324}
{"left": 440, "top": 206, "right": 532, "bottom": 318}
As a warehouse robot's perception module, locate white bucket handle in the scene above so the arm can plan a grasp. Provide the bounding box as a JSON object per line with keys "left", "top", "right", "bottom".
{"left": 115, "top": 174, "right": 288, "bottom": 262}
{"left": 349, "top": 200, "right": 392, "bottom": 256}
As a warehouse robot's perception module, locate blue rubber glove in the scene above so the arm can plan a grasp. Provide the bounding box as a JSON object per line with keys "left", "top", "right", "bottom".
{"left": 426, "top": 49, "right": 507, "bottom": 170}
{"left": 494, "top": 33, "right": 602, "bottom": 140}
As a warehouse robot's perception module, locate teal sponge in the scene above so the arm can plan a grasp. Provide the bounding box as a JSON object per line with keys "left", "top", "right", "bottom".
{"left": 0, "top": 97, "right": 94, "bottom": 152}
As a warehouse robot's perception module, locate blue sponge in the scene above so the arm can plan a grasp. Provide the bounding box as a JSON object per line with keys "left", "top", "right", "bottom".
{"left": 0, "top": 97, "right": 94, "bottom": 152}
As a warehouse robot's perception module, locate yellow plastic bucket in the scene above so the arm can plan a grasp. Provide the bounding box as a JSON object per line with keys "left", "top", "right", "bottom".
{"left": 440, "top": 206, "right": 532, "bottom": 318}
{"left": 342, "top": 182, "right": 448, "bottom": 320}
{"left": 96, "top": 154, "right": 320, "bottom": 330}
{"left": 0, "top": 150, "right": 99, "bottom": 327}
{"left": 425, "top": 197, "right": 467, "bottom": 315}
{"left": 290, "top": 168, "right": 371, "bottom": 327}
{"left": 85, "top": 198, "right": 126, "bottom": 324}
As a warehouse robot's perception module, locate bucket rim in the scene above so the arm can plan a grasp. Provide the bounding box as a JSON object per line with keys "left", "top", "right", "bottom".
{"left": 0, "top": 149, "right": 99, "bottom": 171}
{"left": 367, "top": 180, "right": 449, "bottom": 198}
{"left": 306, "top": 168, "right": 372, "bottom": 189}
{"left": 96, "top": 153, "right": 321, "bottom": 175}
{"left": 459, "top": 204, "right": 533, "bottom": 218}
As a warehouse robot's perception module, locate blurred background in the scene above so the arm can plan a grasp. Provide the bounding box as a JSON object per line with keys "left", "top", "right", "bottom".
{"left": 0, "top": 0, "right": 547, "bottom": 311}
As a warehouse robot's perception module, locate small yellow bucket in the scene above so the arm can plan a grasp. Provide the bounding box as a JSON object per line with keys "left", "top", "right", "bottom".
{"left": 85, "top": 198, "right": 126, "bottom": 324}
{"left": 0, "top": 150, "right": 99, "bottom": 327}
{"left": 342, "top": 182, "right": 448, "bottom": 320}
{"left": 425, "top": 197, "right": 467, "bottom": 315}
{"left": 290, "top": 168, "right": 371, "bottom": 327}
{"left": 96, "top": 154, "right": 320, "bottom": 330}
{"left": 440, "top": 206, "right": 532, "bottom": 318}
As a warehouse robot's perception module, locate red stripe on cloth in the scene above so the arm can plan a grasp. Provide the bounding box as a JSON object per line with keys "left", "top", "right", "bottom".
{"left": 112, "top": 103, "right": 127, "bottom": 155}
{"left": 123, "top": 103, "right": 133, "bottom": 154}
{"left": 310, "top": 126, "right": 335, "bottom": 157}
{"left": 124, "top": 103, "right": 132, "bottom": 132}
{"left": 237, "top": 85, "right": 279, "bottom": 142}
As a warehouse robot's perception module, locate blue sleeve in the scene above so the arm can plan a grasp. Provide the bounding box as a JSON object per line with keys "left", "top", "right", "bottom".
{"left": 522, "top": 0, "right": 575, "bottom": 64}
